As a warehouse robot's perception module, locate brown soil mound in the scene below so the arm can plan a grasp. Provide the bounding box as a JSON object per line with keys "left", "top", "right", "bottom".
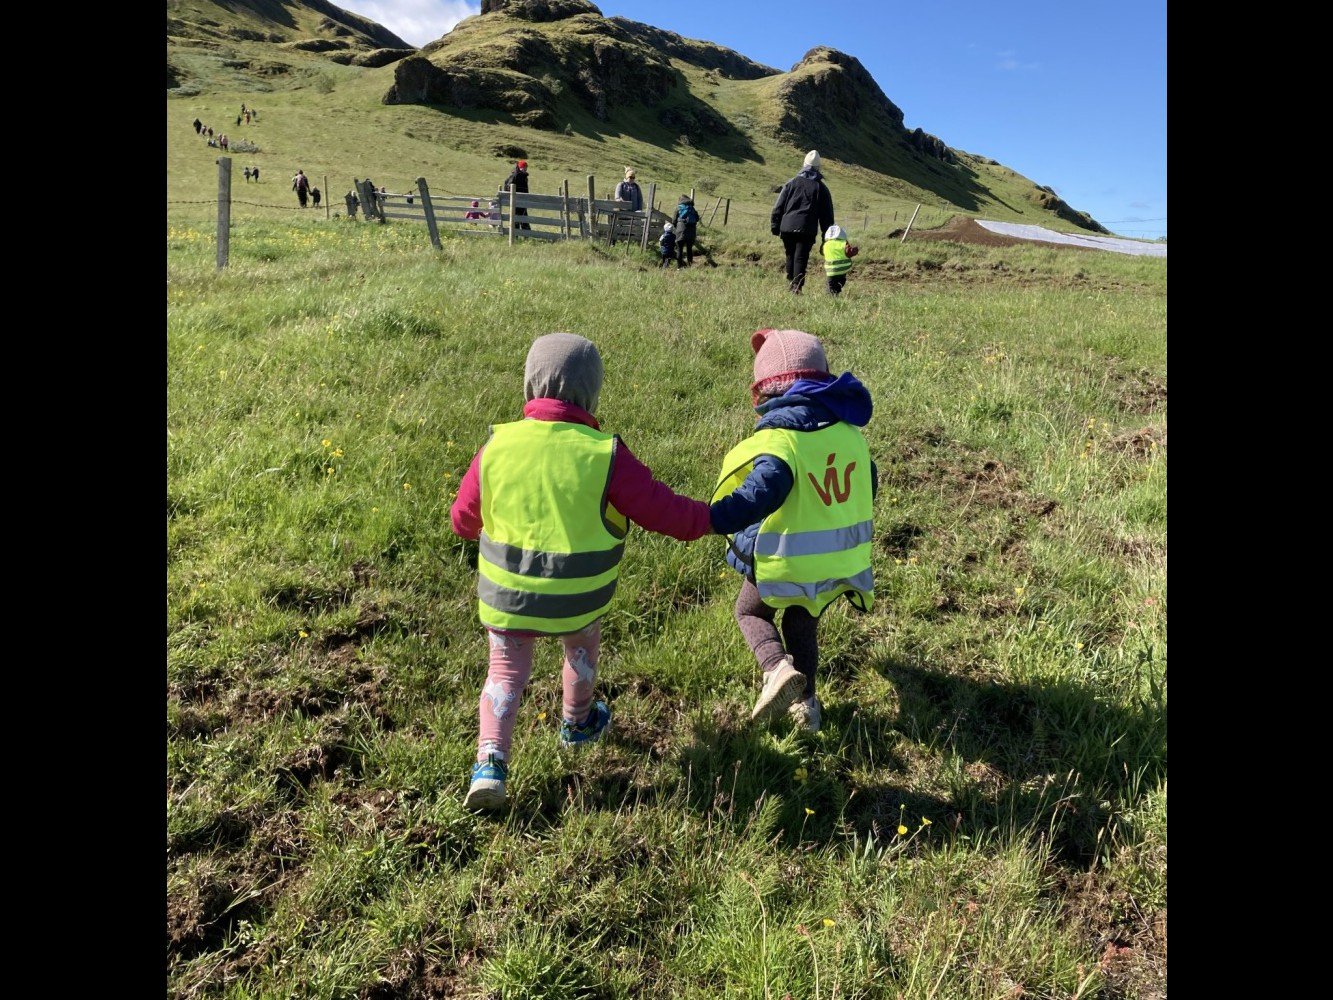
{"left": 904, "top": 215, "right": 1096, "bottom": 252}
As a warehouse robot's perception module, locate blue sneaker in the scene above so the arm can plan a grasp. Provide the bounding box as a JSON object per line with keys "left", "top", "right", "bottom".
{"left": 558, "top": 701, "right": 612, "bottom": 748}
{"left": 464, "top": 753, "right": 508, "bottom": 811}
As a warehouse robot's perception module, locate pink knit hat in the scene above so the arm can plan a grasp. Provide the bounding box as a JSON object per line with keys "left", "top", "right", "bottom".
{"left": 750, "top": 328, "right": 829, "bottom": 405}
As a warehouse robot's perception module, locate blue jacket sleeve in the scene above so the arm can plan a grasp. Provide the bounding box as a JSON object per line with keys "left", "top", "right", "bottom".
{"left": 709, "top": 455, "right": 794, "bottom": 535}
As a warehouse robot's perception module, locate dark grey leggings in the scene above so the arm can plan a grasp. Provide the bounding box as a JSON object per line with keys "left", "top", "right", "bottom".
{"left": 734, "top": 578, "right": 818, "bottom": 698}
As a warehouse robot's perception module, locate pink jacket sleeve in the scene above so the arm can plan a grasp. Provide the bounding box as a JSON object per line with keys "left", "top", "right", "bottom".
{"left": 608, "top": 439, "right": 712, "bottom": 541}
{"left": 449, "top": 448, "right": 485, "bottom": 540}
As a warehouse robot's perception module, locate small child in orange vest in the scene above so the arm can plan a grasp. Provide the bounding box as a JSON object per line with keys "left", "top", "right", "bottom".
{"left": 710, "top": 329, "right": 877, "bottom": 732}
{"left": 450, "top": 333, "right": 714, "bottom": 809}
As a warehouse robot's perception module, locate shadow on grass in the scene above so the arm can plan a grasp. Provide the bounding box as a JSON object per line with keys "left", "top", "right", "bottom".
{"left": 675, "top": 651, "right": 1165, "bottom": 867}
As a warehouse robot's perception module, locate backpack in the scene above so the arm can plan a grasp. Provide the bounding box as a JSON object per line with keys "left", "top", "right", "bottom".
{"left": 679, "top": 203, "right": 700, "bottom": 225}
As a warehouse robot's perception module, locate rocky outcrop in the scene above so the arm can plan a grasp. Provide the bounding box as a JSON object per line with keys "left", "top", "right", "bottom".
{"left": 352, "top": 47, "right": 416, "bottom": 68}
{"left": 607, "top": 18, "right": 777, "bottom": 80}
{"left": 480, "top": 0, "right": 602, "bottom": 21}
{"left": 1027, "top": 186, "right": 1109, "bottom": 234}
{"left": 906, "top": 127, "right": 956, "bottom": 165}
{"left": 774, "top": 47, "right": 906, "bottom": 149}
{"left": 383, "top": 56, "right": 557, "bottom": 129}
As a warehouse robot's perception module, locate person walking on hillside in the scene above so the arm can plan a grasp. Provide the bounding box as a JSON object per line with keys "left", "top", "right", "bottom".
{"left": 821, "top": 225, "right": 858, "bottom": 296}
{"left": 771, "top": 150, "right": 835, "bottom": 294}
{"left": 292, "top": 169, "right": 310, "bottom": 208}
{"left": 252, "top": 166, "right": 259, "bottom": 183}
{"left": 311, "top": 186, "right": 322, "bottom": 209}
{"left": 243, "top": 166, "right": 252, "bottom": 183}
{"left": 658, "top": 222, "right": 677, "bottom": 268}
{"left": 500, "top": 159, "right": 530, "bottom": 230}
{"left": 193, "top": 117, "right": 202, "bottom": 134}
{"left": 449, "top": 332, "right": 713, "bottom": 811}
{"left": 345, "top": 189, "right": 359, "bottom": 218}
{"left": 675, "top": 194, "right": 700, "bottom": 266}
{"left": 614, "top": 168, "right": 643, "bottom": 213}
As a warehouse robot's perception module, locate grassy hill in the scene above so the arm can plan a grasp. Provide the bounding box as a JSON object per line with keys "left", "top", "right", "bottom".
{"left": 168, "top": 4, "right": 1165, "bottom": 998}
{"left": 167, "top": 0, "right": 1107, "bottom": 237}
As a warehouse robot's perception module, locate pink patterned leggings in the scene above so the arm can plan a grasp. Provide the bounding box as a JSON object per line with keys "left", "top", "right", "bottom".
{"left": 476, "top": 620, "right": 601, "bottom": 763}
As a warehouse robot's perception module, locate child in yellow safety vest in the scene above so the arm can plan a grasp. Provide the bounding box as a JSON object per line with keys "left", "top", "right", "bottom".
{"left": 710, "top": 329, "right": 877, "bottom": 732}
{"left": 822, "top": 225, "right": 859, "bottom": 296}
{"left": 450, "top": 333, "right": 714, "bottom": 810}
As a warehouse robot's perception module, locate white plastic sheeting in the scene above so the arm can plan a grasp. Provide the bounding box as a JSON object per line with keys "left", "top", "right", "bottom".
{"left": 976, "top": 220, "right": 1167, "bottom": 257}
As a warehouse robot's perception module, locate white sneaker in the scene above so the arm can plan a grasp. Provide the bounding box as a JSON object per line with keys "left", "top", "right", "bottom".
{"left": 788, "top": 696, "right": 822, "bottom": 733}
{"left": 751, "top": 657, "right": 806, "bottom": 723}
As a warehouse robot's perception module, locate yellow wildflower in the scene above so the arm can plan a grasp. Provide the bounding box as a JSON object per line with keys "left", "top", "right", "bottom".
{"left": 897, "top": 824, "right": 908, "bottom": 835}
{"left": 794, "top": 766, "right": 808, "bottom": 784}
{"left": 804, "top": 807, "right": 815, "bottom": 816}
{"left": 822, "top": 918, "right": 836, "bottom": 928}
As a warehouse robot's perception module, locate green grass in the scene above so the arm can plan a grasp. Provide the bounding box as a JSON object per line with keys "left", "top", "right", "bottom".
{"left": 167, "top": 212, "right": 1165, "bottom": 998}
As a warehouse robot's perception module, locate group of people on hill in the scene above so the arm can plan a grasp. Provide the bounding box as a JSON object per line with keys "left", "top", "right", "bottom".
{"left": 491, "top": 156, "right": 859, "bottom": 288}
{"left": 455, "top": 327, "right": 875, "bottom": 811}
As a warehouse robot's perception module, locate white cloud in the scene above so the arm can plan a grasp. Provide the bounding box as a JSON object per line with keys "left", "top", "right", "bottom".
{"left": 996, "top": 49, "right": 1039, "bottom": 71}
{"left": 344, "top": 1, "right": 481, "bottom": 49}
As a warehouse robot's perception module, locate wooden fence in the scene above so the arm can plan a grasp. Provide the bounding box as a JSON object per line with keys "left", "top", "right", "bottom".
{"left": 352, "top": 175, "right": 680, "bottom": 250}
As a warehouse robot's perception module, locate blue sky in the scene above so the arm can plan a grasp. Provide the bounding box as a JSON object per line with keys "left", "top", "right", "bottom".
{"left": 345, "top": 1, "right": 1166, "bottom": 239}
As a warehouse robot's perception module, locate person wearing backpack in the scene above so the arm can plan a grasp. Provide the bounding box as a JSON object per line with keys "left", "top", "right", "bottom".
{"left": 292, "top": 169, "right": 310, "bottom": 208}
{"left": 675, "top": 195, "right": 701, "bottom": 267}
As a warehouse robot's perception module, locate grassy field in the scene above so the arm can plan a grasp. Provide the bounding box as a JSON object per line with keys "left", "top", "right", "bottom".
{"left": 167, "top": 208, "right": 1165, "bottom": 998}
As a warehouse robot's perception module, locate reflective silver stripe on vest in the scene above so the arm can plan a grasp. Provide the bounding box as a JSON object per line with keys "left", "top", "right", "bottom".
{"left": 753, "top": 520, "right": 873, "bottom": 558}
{"left": 480, "top": 533, "right": 624, "bottom": 579}
{"left": 757, "top": 568, "right": 874, "bottom": 603}
{"left": 478, "top": 576, "right": 619, "bottom": 619}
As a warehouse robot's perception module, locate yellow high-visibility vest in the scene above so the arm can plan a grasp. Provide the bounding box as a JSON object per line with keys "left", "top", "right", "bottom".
{"left": 713, "top": 423, "right": 874, "bottom": 615}
{"left": 823, "top": 238, "right": 853, "bottom": 277}
{"left": 478, "top": 419, "right": 628, "bottom": 634}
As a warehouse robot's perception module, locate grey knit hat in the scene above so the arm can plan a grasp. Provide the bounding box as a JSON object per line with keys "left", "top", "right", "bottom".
{"left": 750, "top": 328, "right": 829, "bottom": 405}
{"left": 803, "top": 149, "right": 821, "bottom": 170}
{"left": 524, "top": 333, "right": 604, "bottom": 414}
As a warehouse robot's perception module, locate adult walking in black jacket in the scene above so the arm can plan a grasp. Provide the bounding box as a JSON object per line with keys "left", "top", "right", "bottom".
{"left": 771, "top": 150, "right": 835, "bottom": 293}
{"left": 500, "top": 159, "right": 531, "bottom": 230}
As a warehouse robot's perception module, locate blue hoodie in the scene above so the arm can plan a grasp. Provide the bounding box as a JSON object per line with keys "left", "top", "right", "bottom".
{"left": 710, "top": 372, "right": 877, "bottom": 578}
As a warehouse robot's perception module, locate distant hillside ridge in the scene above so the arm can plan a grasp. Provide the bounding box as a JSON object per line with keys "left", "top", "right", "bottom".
{"left": 167, "top": 0, "right": 415, "bottom": 60}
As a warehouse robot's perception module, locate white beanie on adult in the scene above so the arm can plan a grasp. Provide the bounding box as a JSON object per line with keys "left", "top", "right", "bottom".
{"left": 803, "top": 149, "right": 821, "bottom": 170}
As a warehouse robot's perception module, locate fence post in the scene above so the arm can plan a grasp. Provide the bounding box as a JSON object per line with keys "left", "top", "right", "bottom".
{"left": 723, "top": 198, "right": 730, "bottom": 226}
{"left": 216, "top": 156, "right": 231, "bottom": 270}
{"left": 901, "top": 203, "right": 922, "bottom": 243}
{"left": 417, "top": 176, "right": 441, "bottom": 250}
{"left": 508, "top": 188, "right": 515, "bottom": 247}
{"left": 562, "top": 179, "right": 570, "bottom": 239}
{"left": 641, "top": 183, "right": 656, "bottom": 250}
{"left": 706, "top": 196, "right": 722, "bottom": 227}
{"left": 586, "top": 175, "right": 596, "bottom": 240}
{"left": 325, "top": 174, "right": 330, "bottom": 221}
